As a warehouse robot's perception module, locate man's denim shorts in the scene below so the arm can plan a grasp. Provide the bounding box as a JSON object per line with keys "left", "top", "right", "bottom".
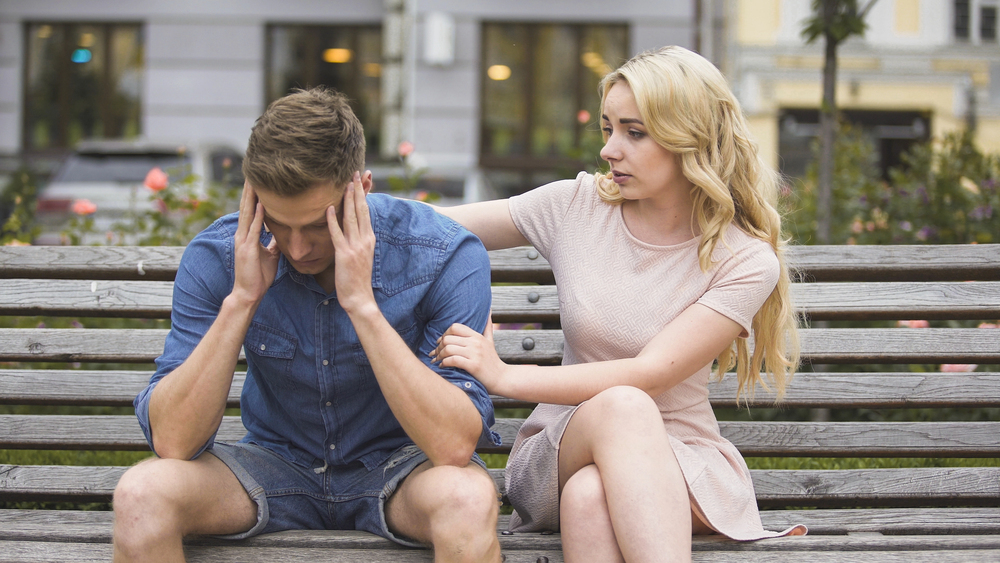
{"left": 207, "top": 441, "right": 487, "bottom": 547}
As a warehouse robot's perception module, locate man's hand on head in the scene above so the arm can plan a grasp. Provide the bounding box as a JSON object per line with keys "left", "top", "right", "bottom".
{"left": 232, "top": 182, "right": 280, "bottom": 305}
{"left": 328, "top": 171, "right": 377, "bottom": 317}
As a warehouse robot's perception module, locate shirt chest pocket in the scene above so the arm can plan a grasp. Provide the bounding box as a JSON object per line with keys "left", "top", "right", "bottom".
{"left": 245, "top": 322, "right": 298, "bottom": 380}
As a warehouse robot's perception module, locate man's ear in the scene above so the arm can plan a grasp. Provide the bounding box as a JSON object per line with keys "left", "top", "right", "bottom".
{"left": 360, "top": 170, "right": 374, "bottom": 195}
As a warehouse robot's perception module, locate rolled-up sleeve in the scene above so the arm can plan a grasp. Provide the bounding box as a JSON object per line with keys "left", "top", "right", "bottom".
{"left": 418, "top": 230, "right": 501, "bottom": 449}
{"left": 134, "top": 226, "right": 234, "bottom": 458}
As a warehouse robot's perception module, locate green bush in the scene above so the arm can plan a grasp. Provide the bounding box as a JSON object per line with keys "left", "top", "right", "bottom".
{"left": 783, "top": 126, "right": 999, "bottom": 246}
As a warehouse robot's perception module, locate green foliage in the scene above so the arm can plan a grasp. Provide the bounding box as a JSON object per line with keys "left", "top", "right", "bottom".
{"left": 783, "top": 126, "right": 1000, "bottom": 246}
{"left": 0, "top": 168, "right": 41, "bottom": 245}
{"left": 801, "top": 0, "right": 876, "bottom": 44}
{"left": 104, "top": 169, "right": 241, "bottom": 247}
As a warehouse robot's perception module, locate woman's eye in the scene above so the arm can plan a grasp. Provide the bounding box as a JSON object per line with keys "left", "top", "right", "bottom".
{"left": 629, "top": 130, "right": 645, "bottom": 139}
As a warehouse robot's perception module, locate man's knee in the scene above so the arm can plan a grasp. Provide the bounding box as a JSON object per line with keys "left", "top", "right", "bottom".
{"left": 113, "top": 458, "right": 188, "bottom": 556}
{"left": 427, "top": 465, "right": 499, "bottom": 525}
{"left": 114, "top": 458, "right": 173, "bottom": 516}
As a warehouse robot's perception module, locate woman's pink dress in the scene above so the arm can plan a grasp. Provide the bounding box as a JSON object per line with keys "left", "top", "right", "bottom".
{"left": 503, "top": 172, "right": 805, "bottom": 540}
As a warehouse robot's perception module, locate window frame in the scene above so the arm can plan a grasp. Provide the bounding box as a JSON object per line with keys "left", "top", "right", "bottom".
{"left": 263, "top": 23, "right": 383, "bottom": 160}
{"left": 478, "top": 21, "right": 629, "bottom": 174}
{"left": 21, "top": 21, "right": 144, "bottom": 154}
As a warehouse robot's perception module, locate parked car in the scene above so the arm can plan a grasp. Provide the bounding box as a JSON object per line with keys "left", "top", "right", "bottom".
{"left": 33, "top": 139, "right": 243, "bottom": 245}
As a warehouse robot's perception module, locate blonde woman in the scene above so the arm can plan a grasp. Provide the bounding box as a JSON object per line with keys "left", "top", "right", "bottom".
{"left": 431, "top": 46, "right": 806, "bottom": 562}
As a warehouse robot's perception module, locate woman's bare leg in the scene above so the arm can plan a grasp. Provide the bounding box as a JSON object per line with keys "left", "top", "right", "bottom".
{"left": 557, "top": 385, "right": 696, "bottom": 563}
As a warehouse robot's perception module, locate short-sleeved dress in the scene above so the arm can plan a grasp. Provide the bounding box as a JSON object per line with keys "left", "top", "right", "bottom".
{"left": 504, "top": 172, "right": 806, "bottom": 541}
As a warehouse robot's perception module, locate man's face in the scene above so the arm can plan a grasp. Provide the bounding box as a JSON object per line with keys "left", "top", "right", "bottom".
{"left": 254, "top": 181, "right": 344, "bottom": 277}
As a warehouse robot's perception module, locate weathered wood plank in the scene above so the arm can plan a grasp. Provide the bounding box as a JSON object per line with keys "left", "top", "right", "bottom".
{"left": 5, "top": 370, "right": 998, "bottom": 409}
{"left": 707, "top": 372, "right": 1000, "bottom": 408}
{"left": 791, "top": 281, "right": 1000, "bottom": 320}
{"left": 4, "top": 244, "right": 1000, "bottom": 283}
{"left": 4, "top": 327, "right": 998, "bottom": 365}
{"left": 3, "top": 540, "right": 998, "bottom": 563}
{"left": 4, "top": 507, "right": 998, "bottom": 544}
{"left": 6, "top": 279, "right": 1000, "bottom": 323}
{"left": 0, "top": 246, "right": 184, "bottom": 281}
{"left": 0, "top": 279, "right": 175, "bottom": 318}
{"left": 786, "top": 244, "right": 1000, "bottom": 282}
{"left": 4, "top": 464, "right": 999, "bottom": 507}
{"left": 5, "top": 415, "right": 1000, "bottom": 457}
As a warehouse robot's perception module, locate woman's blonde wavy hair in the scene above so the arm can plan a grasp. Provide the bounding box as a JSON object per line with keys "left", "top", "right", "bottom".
{"left": 595, "top": 46, "right": 799, "bottom": 401}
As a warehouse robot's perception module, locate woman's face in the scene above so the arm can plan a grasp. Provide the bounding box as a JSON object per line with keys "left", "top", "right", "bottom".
{"left": 599, "top": 82, "right": 691, "bottom": 202}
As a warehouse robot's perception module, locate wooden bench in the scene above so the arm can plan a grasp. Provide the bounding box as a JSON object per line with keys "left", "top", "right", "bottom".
{"left": 1, "top": 243, "right": 999, "bottom": 562}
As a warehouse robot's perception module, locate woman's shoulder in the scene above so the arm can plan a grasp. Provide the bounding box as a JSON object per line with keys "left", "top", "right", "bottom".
{"left": 713, "top": 225, "right": 779, "bottom": 272}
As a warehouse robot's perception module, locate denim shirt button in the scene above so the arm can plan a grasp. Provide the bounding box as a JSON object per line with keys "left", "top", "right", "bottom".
{"left": 329, "top": 444, "right": 336, "bottom": 450}
{"left": 322, "top": 359, "right": 329, "bottom": 366}
{"left": 326, "top": 401, "right": 332, "bottom": 407}
{"left": 259, "top": 344, "right": 266, "bottom": 351}
{"left": 322, "top": 300, "right": 329, "bottom": 306}
{"left": 464, "top": 382, "right": 472, "bottom": 389}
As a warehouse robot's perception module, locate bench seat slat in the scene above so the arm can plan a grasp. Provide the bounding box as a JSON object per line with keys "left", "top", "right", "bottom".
{"left": 3, "top": 508, "right": 997, "bottom": 544}
{"left": 4, "top": 370, "right": 999, "bottom": 409}
{"left": 3, "top": 464, "right": 997, "bottom": 508}
{"left": 3, "top": 327, "right": 999, "bottom": 364}
{"left": 3, "top": 540, "right": 999, "bottom": 563}
{"left": 1, "top": 541, "right": 998, "bottom": 563}
{"left": 4, "top": 415, "right": 999, "bottom": 457}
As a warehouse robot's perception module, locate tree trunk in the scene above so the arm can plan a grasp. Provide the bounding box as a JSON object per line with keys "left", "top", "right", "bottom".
{"left": 816, "top": 3, "right": 840, "bottom": 245}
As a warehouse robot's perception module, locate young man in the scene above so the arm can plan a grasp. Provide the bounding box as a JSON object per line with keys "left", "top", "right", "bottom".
{"left": 112, "top": 87, "right": 503, "bottom": 562}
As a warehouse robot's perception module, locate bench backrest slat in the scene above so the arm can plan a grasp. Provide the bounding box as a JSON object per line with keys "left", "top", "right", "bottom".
{"left": 3, "top": 464, "right": 997, "bottom": 507}
{"left": 4, "top": 370, "right": 998, "bottom": 409}
{"left": 5, "top": 280, "right": 1000, "bottom": 322}
{"left": 2, "top": 327, "right": 998, "bottom": 364}
{"left": 5, "top": 415, "right": 999, "bottom": 458}
{"left": 4, "top": 244, "right": 1000, "bottom": 282}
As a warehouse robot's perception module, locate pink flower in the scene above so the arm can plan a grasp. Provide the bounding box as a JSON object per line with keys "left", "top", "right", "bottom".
{"left": 978, "top": 323, "right": 998, "bottom": 329}
{"left": 71, "top": 199, "right": 97, "bottom": 215}
{"left": 941, "top": 364, "right": 978, "bottom": 372}
{"left": 3, "top": 239, "right": 30, "bottom": 246}
{"left": 897, "top": 320, "right": 930, "bottom": 328}
{"left": 414, "top": 191, "right": 429, "bottom": 202}
{"left": 144, "top": 167, "right": 169, "bottom": 192}
{"left": 397, "top": 141, "right": 414, "bottom": 157}
{"left": 577, "top": 109, "right": 591, "bottom": 124}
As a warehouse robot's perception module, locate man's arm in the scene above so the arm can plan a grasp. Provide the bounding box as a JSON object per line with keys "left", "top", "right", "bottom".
{"left": 146, "top": 184, "right": 279, "bottom": 460}
{"left": 329, "top": 176, "right": 485, "bottom": 467}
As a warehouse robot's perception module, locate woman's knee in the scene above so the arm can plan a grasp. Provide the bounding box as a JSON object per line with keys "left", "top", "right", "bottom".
{"left": 560, "top": 465, "right": 608, "bottom": 515}
{"left": 585, "top": 386, "right": 662, "bottom": 426}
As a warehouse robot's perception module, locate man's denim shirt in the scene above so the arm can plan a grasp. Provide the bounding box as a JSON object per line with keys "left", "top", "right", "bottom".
{"left": 134, "top": 193, "right": 501, "bottom": 471}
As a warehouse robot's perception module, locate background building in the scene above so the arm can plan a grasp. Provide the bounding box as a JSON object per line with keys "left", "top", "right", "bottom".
{"left": 0, "top": 0, "right": 704, "bottom": 201}
{"left": 727, "top": 0, "right": 1000, "bottom": 180}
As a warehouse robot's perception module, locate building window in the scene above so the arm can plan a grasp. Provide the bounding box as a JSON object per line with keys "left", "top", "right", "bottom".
{"left": 778, "top": 109, "right": 931, "bottom": 181}
{"left": 956, "top": 0, "right": 972, "bottom": 39}
{"left": 480, "top": 22, "right": 628, "bottom": 197}
{"left": 266, "top": 25, "right": 382, "bottom": 159}
{"left": 982, "top": 5, "right": 998, "bottom": 41}
{"left": 23, "top": 22, "right": 143, "bottom": 152}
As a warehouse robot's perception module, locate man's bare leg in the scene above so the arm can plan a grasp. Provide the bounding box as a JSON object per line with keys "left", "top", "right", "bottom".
{"left": 386, "top": 460, "right": 502, "bottom": 563}
{"left": 112, "top": 453, "right": 257, "bottom": 563}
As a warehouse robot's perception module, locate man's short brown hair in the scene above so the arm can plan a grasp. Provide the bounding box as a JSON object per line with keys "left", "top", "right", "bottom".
{"left": 242, "top": 86, "right": 365, "bottom": 196}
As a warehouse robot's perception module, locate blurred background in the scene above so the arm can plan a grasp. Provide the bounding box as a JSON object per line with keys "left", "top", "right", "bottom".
{"left": 0, "top": 0, "right": 998, "bottom": 244}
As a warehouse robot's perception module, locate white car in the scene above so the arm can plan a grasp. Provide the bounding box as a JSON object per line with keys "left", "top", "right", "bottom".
{"left": 33, "top": 140, "right": 242, "bottom": 245}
